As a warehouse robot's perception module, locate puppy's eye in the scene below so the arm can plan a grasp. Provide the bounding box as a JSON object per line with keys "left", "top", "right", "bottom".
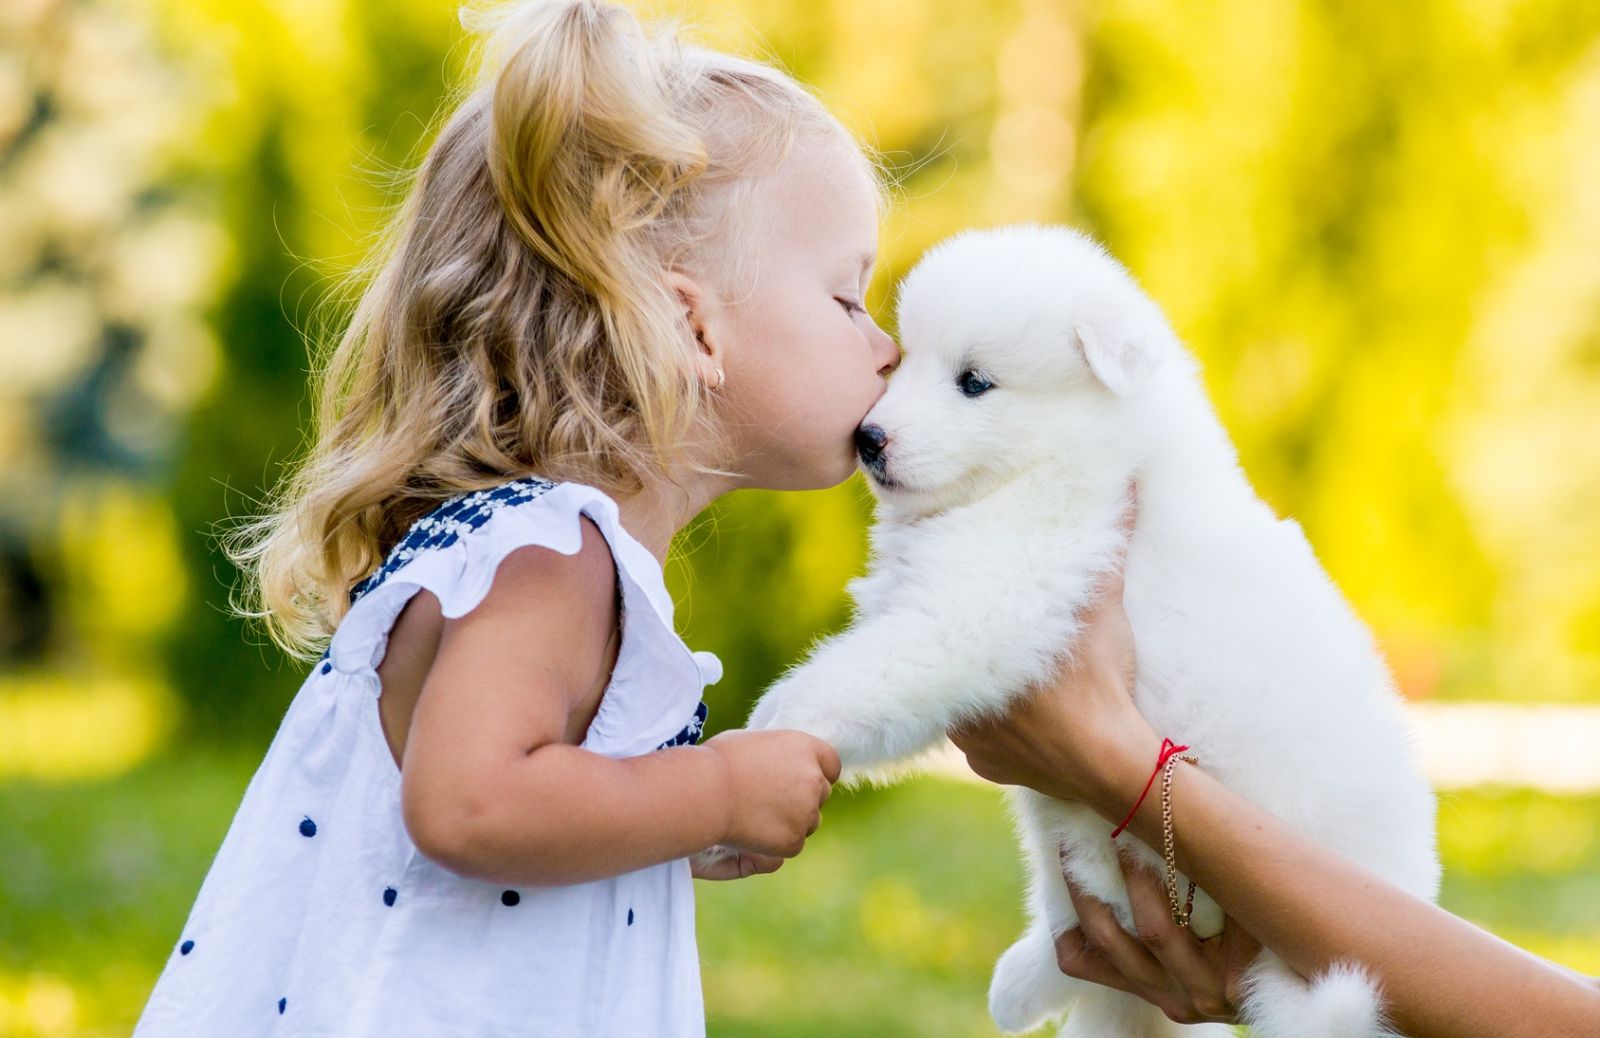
{"left": 957, "top": 370, "right": 994, "bottom": 397}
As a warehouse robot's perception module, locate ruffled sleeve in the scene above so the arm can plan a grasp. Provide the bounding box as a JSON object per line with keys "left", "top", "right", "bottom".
{"left": 324, "top": 479, "right": 716, "bottom": 758}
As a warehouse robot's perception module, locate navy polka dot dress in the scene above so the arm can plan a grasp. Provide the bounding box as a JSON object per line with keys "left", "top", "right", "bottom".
{"left": 132, "top": 478, "right": 721, "bottom": 1037}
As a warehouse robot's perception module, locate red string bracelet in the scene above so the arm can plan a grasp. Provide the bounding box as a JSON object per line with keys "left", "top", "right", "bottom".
{"left": 1109, "top": 737, "right": 1190, "bottom": 839}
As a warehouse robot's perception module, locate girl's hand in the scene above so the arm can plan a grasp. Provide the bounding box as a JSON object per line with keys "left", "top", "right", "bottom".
{"left": 689, "top": 844, "right": 786, "bottom": 880}
{"left": 701, "top": 728, "right": 841, "bottom": 858}
{"left": 1054, "top": 842, "right": 1262, "bottom": 1025}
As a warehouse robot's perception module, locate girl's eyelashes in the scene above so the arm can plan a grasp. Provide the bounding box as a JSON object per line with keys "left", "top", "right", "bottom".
{"left": 835, "top": 296, "right": 867, "bottom": 316}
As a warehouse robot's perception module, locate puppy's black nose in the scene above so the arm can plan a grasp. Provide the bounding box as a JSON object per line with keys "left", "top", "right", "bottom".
{"left": 855, "top": 423, "right": 888, "bottom": 465}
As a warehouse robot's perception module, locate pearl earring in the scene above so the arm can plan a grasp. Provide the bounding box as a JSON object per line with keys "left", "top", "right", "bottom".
{"left": 712, "top": 367, "right": 725, "bottom": 390}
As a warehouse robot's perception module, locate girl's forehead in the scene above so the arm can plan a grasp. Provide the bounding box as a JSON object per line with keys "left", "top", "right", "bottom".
{"left": 756, "top": 141, "right": 879, "bottom": 260}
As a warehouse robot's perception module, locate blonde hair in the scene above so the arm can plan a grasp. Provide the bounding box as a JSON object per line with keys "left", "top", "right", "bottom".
{"left": 223, "top": 0, "right": 890, "bottom": 660}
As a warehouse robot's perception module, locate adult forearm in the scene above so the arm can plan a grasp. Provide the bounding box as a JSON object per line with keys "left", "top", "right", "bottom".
{"left": 1084, "top": 728, "right": 1600, "bottom": 1038}
{"left": 425, "top": 743, "right": 730, "bottom": 886}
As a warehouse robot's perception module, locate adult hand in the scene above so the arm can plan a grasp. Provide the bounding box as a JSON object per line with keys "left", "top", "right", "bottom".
{"left": 1054, "top": 841, "right": 1262, "bottom": 1025}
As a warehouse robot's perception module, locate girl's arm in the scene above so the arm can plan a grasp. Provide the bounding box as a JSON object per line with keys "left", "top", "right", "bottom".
{"left": 410, "top": 731, "right": 835, "bottom": 886}
{"left": 399, "top": 517, "right": 840, "bottom": 887}
{"left": 949, "top": 561, "right": 1600, "bottom": 1038}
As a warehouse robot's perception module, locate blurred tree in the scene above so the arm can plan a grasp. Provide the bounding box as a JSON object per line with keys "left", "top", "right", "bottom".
{"left": 1071, "top": 0, "right": 1600, "bottom": 702}
{"left": 0, "top": 0, "right": 223, "bottom": 714}
{"left": 5, "top": 0, "right": 1599, "bottom": 765}
{"left": 149, "top": 0, "right": 471, "bottom": 745}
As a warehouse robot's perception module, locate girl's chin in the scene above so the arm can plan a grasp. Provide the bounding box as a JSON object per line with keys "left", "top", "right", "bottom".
{"left": 832, "top": 457, "right": 863, "bottom": 489}
{"left": 784, "top": 452, "right": 859, "bottom": 492}
{"left": 789, "top": 436, "right": 867, "bottom": 491}
{"left": 819, "top": 447, "right": 870, "bottom": 489}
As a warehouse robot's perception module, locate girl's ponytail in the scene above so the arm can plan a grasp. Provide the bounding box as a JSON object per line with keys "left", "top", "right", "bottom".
{"left": 474, "top": 0, "right": 709, "bottom": 464}
{"left": 481, "top": 0, "right": 706, "bottom": 289}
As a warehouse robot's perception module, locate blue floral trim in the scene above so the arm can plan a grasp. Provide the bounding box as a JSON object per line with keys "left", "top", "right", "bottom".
{"left": 347, "top": 477, "right": 559, "bottom": 607}
{"left": 656, "top": 701, "right": 709, "bottom": 749}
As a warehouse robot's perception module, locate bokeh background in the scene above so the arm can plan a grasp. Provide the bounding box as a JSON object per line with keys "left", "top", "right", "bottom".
{"left": 3, "top": 0, "right": 1599, "bottom": 1034}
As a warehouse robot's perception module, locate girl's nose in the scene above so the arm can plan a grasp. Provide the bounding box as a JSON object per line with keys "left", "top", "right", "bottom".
{"left": 871, "top": 325, "right": 901, "bottom": 377}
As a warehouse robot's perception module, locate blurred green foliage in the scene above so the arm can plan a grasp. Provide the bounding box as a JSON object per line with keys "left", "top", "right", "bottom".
{"left": 4, "top": 0, "right": 1599, "bottom": 736}
{"left": 3, "top": 0, "right": 1599, "bottom": 1033}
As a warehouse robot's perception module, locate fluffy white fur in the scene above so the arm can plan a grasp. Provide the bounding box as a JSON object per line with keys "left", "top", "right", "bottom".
{"left": 745, "top": 224, "right": 1440, "bottom": 1037}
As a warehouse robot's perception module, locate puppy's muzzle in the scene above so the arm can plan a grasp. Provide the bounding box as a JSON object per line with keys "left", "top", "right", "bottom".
{"left": 854, "top": 423, "right": 888, "bottom": 468}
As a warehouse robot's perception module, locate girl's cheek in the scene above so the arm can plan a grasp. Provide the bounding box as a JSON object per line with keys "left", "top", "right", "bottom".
{"left": 829, "top": 364, "right": 869, "bottom": 416}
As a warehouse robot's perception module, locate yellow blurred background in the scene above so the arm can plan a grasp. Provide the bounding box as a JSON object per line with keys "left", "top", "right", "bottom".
{"left": 2, "top": 0, "right": 1597, "bottom": 1034}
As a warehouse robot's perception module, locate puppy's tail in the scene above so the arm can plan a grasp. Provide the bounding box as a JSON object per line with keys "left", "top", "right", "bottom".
{"left": 1240, "top": 951, "right": 1402, "bottom": 1038}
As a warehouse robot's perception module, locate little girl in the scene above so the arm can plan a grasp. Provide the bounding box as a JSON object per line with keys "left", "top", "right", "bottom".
{"left": 133, "top": 0, "right": 901, "bottom": 1033}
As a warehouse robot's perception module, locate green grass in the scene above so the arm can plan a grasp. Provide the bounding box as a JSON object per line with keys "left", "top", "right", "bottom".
{"left": 697, "top": 779, "right": 1028, "bottom": 1038}
{"left": 2, "top": 748, "right": 1597, "bottom": 1037}
{"left": 0, "top": 746, "right": 260, "bottom": 1038}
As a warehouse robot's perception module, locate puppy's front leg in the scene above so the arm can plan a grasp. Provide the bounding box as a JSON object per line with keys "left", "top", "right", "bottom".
{"left": 747, "top": 610, "right": 971, "bottom": 771}
{"left": 749, "top": 486, "right": 1131, "bottom": 773}
{"left": 749, "top": 593, "right": 1075, "bottom": 773}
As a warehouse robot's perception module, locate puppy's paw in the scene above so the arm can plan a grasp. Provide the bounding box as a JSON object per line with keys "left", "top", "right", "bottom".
{"left": 749, "top": 678, "right": 834, "bottom": 738}
{"left": 746, "top": 671, "right": 825, "bottom": 732}
{"left": 746, "top": 689, "right": 784, "bottom": 731}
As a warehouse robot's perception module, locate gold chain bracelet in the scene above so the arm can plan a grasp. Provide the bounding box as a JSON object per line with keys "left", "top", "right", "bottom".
{"left": 1161, "top": 752, "right": 1199, "bottom": 928}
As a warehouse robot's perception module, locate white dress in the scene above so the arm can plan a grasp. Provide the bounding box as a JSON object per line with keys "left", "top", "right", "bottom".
{"left": 133, "top": 477, "right": 723, "bottom": 1037}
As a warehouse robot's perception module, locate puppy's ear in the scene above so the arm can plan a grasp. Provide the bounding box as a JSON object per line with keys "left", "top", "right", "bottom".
{"left": 1073, "top": 294, "right": 1176, "bottom": 397}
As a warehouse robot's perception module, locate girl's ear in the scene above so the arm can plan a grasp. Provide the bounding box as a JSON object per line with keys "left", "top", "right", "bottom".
{"left": 665, "top": 269, "right": 728, "bottom": 394}
{"left": 664, "top": 270, "right": 714, "bottom": 358}
{"left": 659, "top": 268, "right": 723, "bottom": 390}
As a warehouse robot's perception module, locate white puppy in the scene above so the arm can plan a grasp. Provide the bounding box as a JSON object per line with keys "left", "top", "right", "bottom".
{"left": 745, "top": 224, "right": 1440, "bottom": 1037}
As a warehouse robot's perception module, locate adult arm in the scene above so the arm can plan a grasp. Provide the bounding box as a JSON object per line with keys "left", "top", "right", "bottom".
{"left": 949, "top": 555, "right": 1600, "bottom": 1038}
